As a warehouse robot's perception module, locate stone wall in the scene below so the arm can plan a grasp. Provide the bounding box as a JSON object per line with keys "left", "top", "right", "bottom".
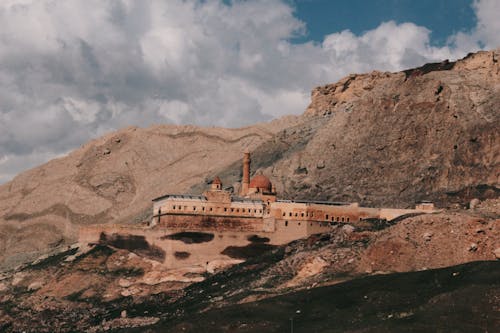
{"left": 157, "top": 214, "right": 264, "bottom": 232}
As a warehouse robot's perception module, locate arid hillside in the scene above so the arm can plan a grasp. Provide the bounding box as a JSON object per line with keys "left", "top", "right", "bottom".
{"left": 0, "top": 50, "right": 499, "bottom": 269}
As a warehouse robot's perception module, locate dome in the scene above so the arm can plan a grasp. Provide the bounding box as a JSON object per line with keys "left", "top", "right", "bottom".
{"left": 212, "top": 176, "right": 222, "bottom": 185}
{"left": 249, "top": 174, "right": 272, "bottom": 192}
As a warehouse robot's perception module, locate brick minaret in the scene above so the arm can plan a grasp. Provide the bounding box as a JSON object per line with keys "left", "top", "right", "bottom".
{"left": 241, "top": 151, "right": 251, "bottom": 196}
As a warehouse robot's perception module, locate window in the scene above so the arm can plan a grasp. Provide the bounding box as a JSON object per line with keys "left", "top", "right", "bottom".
{"left": 236, "top": 208, "right": 239, "bottom": 212}
{"left": 298, "top": 222, "right": 301, "bottom": 226}
{"left": 341, "top": 217, "right": 345, "bottom": 222}
{"left": 359, "top": 217, "right": 362, "bottom": 221}
{"left": 224, "top": 208, "right": 227, "bottom": 212}
{"left": 326, "top": 214, "right": 329, "bottom": 220}
{"left": 202, "top": 207, "right": 205, "bottom": 211}
{"left": 336, "top": 217, "right": 340, "bottom": 222}
{"left": 282, "top": 212, "right": 286, "bottom": 217}
{"left": 193, "top": 206, "right": 196, "bottom": 210}
{"left": 173, "top": 205, "right": 176, "bottom": 209}
{"left": 295, "top": 213, "right": 298, "bottom": 217}
{"left": 347, "top": 217, "right": 350, "bottom": 222}
{"left": 285, "top": 221, "right": 288, "bottom": 226}
{"left": 248, "top": 209, "right": 251, "bottom": 213}
{"left": 210, "top": 207, "right": 213, "bottom": 211}
{"left": 254, "top": 209, "right": 257, "bottom": 213}
{"left": 259, "top": 209, "right": 262, "bottom": 213}
{"left": 311, "top": 213, "right": 314, "bottom": 217}
{"left": 289, "top": 212, "right": 292, "bottom": 217}
{"left": 231, "top": 208, "right": 234, "bottom": 212}
{"left": 301, "top": 213, "right": 304, "bottom": 217}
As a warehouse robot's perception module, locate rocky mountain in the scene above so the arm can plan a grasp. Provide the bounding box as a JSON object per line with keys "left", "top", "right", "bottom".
{"left": 0, "top": 50, "right": 499, "bottom": 270}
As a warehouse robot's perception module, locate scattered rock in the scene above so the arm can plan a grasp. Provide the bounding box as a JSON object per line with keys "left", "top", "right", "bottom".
{"left": 103, "top": 148, "right": 111, "bottom": 155}
{"left": 423, "top": 232, "right": 433, "bottom": 241}
{"left": 494, "top": 248, "right": 500, "bottom": 259}
{"left": 27, "top": 281, "right": 43, "bottom": 291}
{"left": 342, "top": 225, "right": 355, "bottom": 234}
{"left": 316, "top": 160, "right": 325, "bottom": 169}
{"left": 468, "top": 243, "right": 478, "bottom": 252}
{"left": 469, "top": 198, "right": 480, "bottom": 209}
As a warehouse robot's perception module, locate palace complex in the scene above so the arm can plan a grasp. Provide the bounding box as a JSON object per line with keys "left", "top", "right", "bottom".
{"left": 151, "top": 152, "right": 436, "bottom": 243}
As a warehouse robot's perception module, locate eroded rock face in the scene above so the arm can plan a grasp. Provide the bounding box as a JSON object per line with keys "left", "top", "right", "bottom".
{"left": 272, "top": 50, "right": 500, "bottom": 207}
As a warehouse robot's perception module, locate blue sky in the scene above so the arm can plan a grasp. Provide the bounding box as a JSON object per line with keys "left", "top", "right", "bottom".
{"left": 291, "top": 0, "right": 476, "bottom": 45}
{"left": 0, "top": 0, "right": 498, "bottom": 183}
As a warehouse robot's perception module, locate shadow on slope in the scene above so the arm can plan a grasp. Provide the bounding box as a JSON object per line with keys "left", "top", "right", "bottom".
{"left": 122, "top": 260, "right": 500, "bottom": 333}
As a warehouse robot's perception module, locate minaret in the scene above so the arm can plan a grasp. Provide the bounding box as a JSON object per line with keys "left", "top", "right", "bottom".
{"left": 241, "top": 151, "right": 250, "bottom": 196}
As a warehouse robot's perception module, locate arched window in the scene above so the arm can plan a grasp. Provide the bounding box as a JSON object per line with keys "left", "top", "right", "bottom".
{"left": 326, "top": 214, "right": 329, "bottom": 220}
{"left": 341, "top": 217, "right": 345, "bottom": 222}
{"left": 285, "top": 221, "right": 288, "bottom": 226}
{"left": 282, "top": 212, "right": 286, "bottom": 217}
{"left": 347, "top": 217, "right": 350, "bottom": 222}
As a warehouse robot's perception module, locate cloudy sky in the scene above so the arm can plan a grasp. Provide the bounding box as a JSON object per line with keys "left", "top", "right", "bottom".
{"left": 0, "top": 0, "right": 499, "bottom": 183}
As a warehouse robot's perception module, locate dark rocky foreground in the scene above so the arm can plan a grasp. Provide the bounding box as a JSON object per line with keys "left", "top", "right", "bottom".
{"left": 121, "top": 260, "right": 500, "bottom": 333}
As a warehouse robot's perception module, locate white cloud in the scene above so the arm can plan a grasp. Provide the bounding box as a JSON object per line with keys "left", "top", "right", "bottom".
{"left": 0, "top": 0, "right": 498, "bottom": 183}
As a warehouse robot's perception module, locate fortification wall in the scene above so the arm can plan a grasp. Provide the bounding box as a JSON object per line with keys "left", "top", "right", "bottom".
{"left": 78, "top": 224, "right": 287, "bottom": 270}
{"left": 157, "top": 214, "right": 264, "bottom": 232}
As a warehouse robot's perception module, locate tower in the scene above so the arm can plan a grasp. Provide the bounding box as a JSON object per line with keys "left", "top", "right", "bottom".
{"left": 241, "top": 151, "right": 250, "bottom": 196}
{"left": 211, "top": 176, "right": 222, "bottom": 190}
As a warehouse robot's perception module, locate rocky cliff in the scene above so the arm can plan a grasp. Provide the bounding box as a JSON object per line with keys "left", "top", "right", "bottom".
{"left": 0, "top": 50, "right": 499, "bottom": 269}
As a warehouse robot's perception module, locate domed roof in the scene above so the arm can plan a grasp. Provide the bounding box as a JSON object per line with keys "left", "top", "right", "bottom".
{"left": 212, "top": 176, "right": 222, "bottom": 185}
{"left": 249, "top": 174, "right": 272, "bottom": 191}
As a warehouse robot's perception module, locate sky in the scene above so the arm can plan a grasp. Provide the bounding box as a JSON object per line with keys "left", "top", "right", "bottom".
{"left": 0, "top": 0, "right": 499, "bottom": 184}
